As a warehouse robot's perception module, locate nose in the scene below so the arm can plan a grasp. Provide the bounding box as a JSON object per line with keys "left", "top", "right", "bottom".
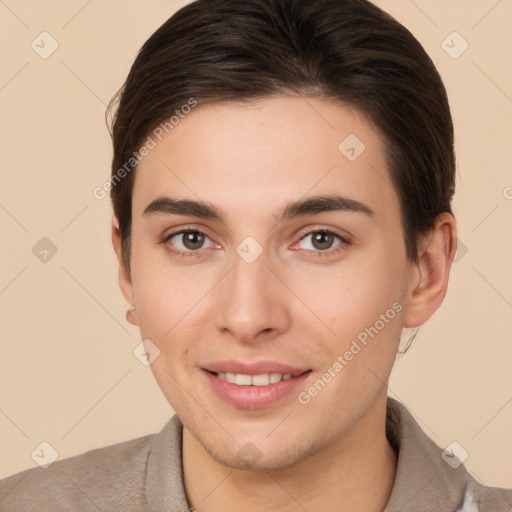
{"left": 215, "top": 247, "right": 291, "bottom": 345}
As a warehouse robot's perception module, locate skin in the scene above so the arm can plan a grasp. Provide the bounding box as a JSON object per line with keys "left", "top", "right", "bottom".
{"left": 112, "top": 96, "right": 457, "bottom": 511}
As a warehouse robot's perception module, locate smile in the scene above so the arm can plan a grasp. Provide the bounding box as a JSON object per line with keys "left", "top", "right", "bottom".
{"left": 202, "top": 365, "right": 313, "bottom": 410}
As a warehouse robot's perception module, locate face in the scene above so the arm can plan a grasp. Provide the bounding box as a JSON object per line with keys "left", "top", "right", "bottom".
{"left": 121, "top": 96, "right": 415, "bottom": 470}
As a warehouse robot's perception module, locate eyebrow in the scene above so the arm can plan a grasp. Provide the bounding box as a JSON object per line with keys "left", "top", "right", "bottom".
{"left": 143, "top": 194, "right": 374, "bottom": 223}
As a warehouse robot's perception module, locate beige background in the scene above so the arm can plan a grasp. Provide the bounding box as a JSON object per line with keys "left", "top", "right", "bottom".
{"left": 1, "top": 0, "right": 511, "bottom": 487}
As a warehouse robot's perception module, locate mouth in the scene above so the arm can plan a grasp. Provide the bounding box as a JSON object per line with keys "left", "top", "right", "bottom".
{"left": 201, "top": 363, "right": 313, "bottom": 410}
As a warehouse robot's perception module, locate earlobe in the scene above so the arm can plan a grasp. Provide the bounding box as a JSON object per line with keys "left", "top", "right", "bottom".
{"left": 112, "top": 215, "right": 138, "bottom": 326}
{"left": 402, "top": 213, "right": 457, "bottom": 328}
{"left": 126, "top": 305, "right": 138, "bottom": 325}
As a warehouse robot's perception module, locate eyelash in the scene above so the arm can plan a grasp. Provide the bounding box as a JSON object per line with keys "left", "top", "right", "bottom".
{"left": 161, "top": 227, "right": 351, "bottom": 260}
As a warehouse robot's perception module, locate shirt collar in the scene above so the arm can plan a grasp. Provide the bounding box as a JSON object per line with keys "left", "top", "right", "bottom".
{"left": 145, "top": 398, "right": 473, "bottom": 511}
{"left": 145, "top": 413, "right": 188, "bottom": 511}
{"left": 383, "top": 397, "right": 471, "bottom": 511}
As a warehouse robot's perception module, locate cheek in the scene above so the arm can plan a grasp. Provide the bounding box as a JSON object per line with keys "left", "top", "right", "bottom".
{"left": 130, "top": 241, "right": 216, "bottom": 340}
{"left": 292, "top": 252, "right": 405, "bottom": 396}
{"left": 297, "top": 274, "right": 403, "bottom": 416}
{"left": 290, "top": 252, "right": 404, "bottom": 339}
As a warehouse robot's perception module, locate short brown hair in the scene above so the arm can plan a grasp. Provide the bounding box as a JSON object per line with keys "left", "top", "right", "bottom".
{"left": 107, "top": 0, "right": 455, "bottom": 271}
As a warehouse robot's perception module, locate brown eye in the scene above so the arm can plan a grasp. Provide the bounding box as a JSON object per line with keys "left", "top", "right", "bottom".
{"left": 181, "top": 231, "right": 205, "bottom": 250}
{"left": 310, "top": 231, "right": 336, "bottom": 251}
{"left": 164, "top": 229, "right": 214, "bottom": 255}
{"left": 294, "top": 229, "right": 349, "bottom": 256}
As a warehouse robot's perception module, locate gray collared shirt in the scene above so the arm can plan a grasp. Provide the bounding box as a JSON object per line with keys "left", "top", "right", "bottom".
{"left": 1, "top": 398, "right": 510, "bottom": 511}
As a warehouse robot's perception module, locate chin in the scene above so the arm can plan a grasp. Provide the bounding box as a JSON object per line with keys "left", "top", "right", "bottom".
{"left": 196, "top": 429, "right": 321, "bottom": 472}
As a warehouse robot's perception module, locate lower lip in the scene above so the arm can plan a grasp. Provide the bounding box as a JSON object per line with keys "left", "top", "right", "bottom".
{"left": 203, "top": 370, "right": 312, "bottom": 410}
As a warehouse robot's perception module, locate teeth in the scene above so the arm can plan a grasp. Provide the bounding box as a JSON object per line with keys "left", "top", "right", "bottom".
{"left": 269, "top": 372, "right": 282, "bottom": 383}
{"left": 215, "top": 372, "right": 296, "bottom": 386}
{"left": 251, "top": 374, "right": 271, "bottom": 386}
{"left": 235, "top": 373, "right": 252, "bottom": 385}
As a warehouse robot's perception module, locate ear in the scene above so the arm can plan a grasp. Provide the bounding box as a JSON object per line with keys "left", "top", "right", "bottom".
{"left": 402, "top": 212, "right": 457, "bottom": 328}
{"left": 112, "top": 215, "right": 138, "bottom": 326}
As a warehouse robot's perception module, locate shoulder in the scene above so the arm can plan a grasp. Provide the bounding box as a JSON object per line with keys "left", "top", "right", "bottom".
{"left": 385, "top": 398, "right": 512, "bottom": 511}
{"left": 0, "top": 431, "right": 156, "bottom": 512}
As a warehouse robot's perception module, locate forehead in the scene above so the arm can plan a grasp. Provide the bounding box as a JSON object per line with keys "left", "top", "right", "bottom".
{"left": 132, "top": 96, "right": 399, "bottom": 225}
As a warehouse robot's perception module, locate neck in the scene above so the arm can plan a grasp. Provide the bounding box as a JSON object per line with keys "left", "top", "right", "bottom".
{"left": 183, "top": 391, "right": 397, "bottom": 512}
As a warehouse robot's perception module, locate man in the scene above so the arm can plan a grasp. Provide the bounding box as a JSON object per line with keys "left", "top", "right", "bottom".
{"left": 1, "top": 0, "right": 511, "bottom": 510}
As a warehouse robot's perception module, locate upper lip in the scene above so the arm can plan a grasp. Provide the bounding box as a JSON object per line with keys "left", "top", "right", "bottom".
{"left": 202, "top": 360, "right": 311, "bottom": 375}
